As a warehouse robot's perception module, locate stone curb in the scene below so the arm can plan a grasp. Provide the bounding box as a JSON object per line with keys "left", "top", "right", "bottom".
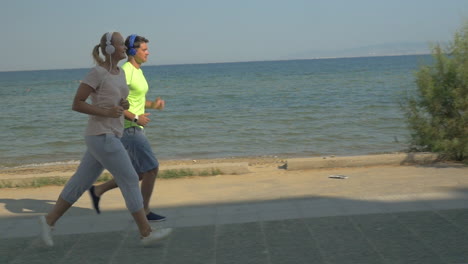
{"left": 286, "top": 152, "right": 440, "bottom": 170}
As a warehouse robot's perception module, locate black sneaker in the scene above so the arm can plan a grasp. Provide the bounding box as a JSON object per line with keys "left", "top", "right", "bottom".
{"left": 88, "top": 186, "right": 101, "bottom": 214}
{"left": 146, "top": 212, "right": 166, "bottom": 222}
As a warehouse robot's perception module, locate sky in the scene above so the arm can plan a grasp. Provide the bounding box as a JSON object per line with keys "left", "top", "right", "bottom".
{"left": 1, "top": 0, "right": 468, "bottom": 71}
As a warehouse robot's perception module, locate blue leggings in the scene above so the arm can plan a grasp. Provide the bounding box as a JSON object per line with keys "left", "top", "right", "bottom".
{"left": 60, "top": 134, "right": 143, "bottom": 213}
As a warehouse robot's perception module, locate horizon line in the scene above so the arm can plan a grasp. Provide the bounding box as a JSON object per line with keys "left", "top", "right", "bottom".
{"left": 0, "top": 53, "right": 432, "bottom": 73}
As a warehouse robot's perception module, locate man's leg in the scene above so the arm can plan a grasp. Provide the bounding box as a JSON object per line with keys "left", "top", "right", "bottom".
{"left": 93, "top": 178, "right": 118, "bottom": 197}
{"left": 140, "top": 167, "right": 158, "bottom": 214}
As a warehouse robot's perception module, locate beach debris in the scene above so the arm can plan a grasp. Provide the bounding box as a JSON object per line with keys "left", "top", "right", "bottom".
{"left": 328, "top": 175, "right": 349, "bottom": 179}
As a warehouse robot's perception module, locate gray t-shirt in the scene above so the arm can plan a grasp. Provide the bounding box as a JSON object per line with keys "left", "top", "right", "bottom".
{"left": 81, "top": 65, "right": 129, "bottom": 137}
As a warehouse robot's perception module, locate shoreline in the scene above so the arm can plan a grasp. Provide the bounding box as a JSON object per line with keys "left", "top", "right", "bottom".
{"left": 0, "top": 149, "right": 418, "bottom": 171}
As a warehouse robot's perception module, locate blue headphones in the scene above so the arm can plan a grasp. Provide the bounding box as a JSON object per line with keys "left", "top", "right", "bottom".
{"left": 127, "top": 34, "right": 137, "bottom": 56}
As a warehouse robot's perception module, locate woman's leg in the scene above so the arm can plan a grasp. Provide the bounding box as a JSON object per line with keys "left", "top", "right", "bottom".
{"left": 92, "top": 127, "right": 161, "bottom": 217}
{"left": 40, "top": 147, "right": 105, "bottom": 246}
{"left": 46, "top": 149, "right": 104, "bottom": 226}
{"left": 86, "top": 134, "right": 152, "bottom": 236}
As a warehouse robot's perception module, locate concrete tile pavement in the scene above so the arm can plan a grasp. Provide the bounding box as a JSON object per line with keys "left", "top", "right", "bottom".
{"left": 1, "top": 163, "right": 468, "bottom": 263}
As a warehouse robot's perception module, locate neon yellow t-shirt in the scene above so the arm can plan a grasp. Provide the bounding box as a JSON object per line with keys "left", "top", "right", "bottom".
{"left": 122, "top": 62, "right": 149, "bottom": 129}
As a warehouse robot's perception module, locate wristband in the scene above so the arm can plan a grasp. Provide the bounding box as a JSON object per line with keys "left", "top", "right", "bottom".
{"left": 133, "top": 115, "right": 139, "bottom": 123}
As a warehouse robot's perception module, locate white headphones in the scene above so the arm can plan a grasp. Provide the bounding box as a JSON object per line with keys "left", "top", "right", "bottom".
{"left": 105, "top": 32, "right": 115, "bottom": 55}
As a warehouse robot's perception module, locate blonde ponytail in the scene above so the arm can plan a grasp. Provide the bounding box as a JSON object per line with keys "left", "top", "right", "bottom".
{"left": 91, "top": 44, "right": 105, "bottom": 65}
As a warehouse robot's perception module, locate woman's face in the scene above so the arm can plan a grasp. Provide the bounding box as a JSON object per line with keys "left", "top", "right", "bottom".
{"left": 111, "top": 33, "right": 127, "bottom": 61}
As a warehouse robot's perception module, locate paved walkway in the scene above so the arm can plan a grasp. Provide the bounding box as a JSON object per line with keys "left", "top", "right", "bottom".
{"left": 1, "top": 163, "right": 468, "bottom": 264}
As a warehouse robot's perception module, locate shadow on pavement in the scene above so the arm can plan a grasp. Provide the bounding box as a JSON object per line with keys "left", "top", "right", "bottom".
{"left": 0, "top": 198, "right": 93, "bottom": 216}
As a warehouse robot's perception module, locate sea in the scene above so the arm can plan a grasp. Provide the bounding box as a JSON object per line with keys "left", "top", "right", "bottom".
{"left": 0, "top": 55, "right": 433, "bottom": 168}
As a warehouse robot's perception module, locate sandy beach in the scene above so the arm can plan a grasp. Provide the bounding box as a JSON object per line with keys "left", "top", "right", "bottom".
{"left": 0, "top": 153, "right": 463, "bottom": 187}
{"left": 0, "top": 154, "right": 467, "bottom": 218}
{"left": 0, "top": 154, "right": 467, "bottom": 210}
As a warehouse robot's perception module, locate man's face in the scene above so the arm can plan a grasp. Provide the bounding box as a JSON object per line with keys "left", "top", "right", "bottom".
{"left": 135, "top": 43, "right": 149, "bottom": 64}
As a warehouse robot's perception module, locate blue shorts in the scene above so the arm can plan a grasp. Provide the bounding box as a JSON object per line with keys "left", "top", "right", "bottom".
{"left": 121, "top": 127, "right": 159, "bottom": 174}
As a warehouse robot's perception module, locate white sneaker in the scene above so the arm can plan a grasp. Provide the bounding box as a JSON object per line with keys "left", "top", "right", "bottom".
{"left": 38, "top": 215, "right": 54, "bottom": 247}
{"left": 141, "top": 228, "right": 172, "bottom": 246}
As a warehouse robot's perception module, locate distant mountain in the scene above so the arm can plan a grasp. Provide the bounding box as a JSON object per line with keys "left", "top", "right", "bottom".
{"left": 287, "top": 42, "right": 441, "bottom": 59}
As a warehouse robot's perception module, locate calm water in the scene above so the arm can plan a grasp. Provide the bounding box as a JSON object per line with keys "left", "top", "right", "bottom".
{"left": 0, "top": 55, "right": 432, "bottom": 168}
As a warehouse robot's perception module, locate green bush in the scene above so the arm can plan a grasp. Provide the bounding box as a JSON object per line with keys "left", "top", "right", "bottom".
{"left": 404, "top": 22, "right": 468, "bottom": 161}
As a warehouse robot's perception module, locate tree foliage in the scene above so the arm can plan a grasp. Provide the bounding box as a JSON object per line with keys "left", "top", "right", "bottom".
{"left": 405, "top": 22, "right": 468, "bottom": 161}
